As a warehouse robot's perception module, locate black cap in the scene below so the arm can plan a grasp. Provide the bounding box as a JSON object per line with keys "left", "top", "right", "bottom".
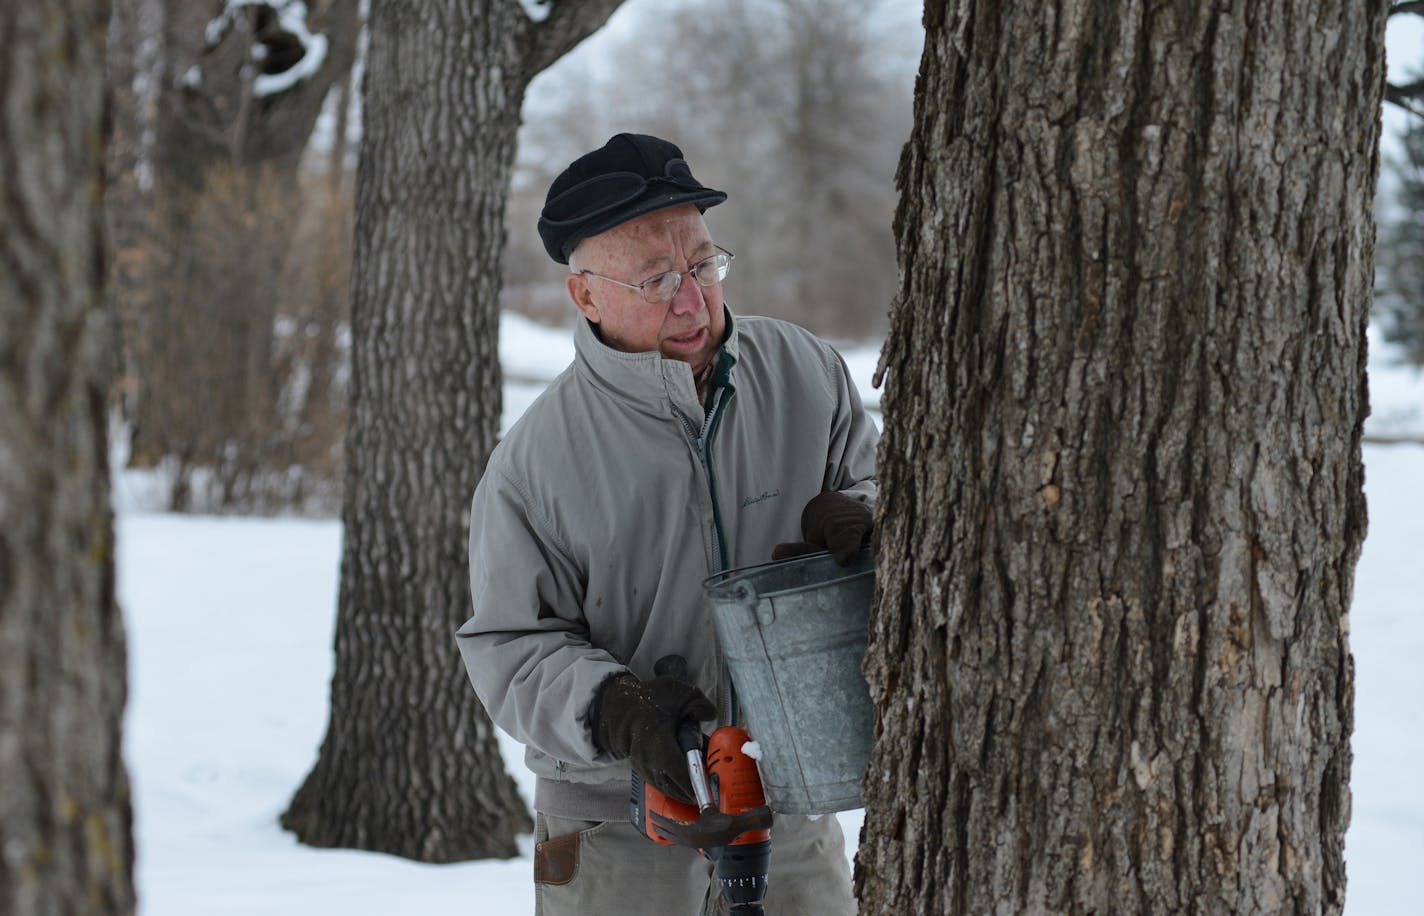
{"left": 538, "top": 133, "right": 727, "bottom": 264}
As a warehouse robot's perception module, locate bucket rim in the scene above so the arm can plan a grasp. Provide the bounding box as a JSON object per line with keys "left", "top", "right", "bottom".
{"left": 702, "top": 547, "right": 874, "bottom": 602}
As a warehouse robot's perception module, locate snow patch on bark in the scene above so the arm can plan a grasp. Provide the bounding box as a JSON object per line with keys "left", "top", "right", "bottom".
{"left": 203, "top": 1, "right": 329, "bottom": 98}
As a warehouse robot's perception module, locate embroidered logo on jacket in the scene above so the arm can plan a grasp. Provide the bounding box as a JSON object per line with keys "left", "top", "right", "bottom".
{"left": 740, "top": 489, "right": 781, "bottom": 509}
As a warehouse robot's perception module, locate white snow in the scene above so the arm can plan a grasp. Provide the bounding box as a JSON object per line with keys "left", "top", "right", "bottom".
{"left": 1366, "top": 325, "right": 1424, "bottom": 441}
{"left": 205, "top": 10, "right": 233, "bottom": 47}
{"left": 253, "top": 3, "right": 328, "bottom": 98}
{"left": 1348, "top": 442, "right": 1424, "bottom": 916}
{"left": 253, "top": 39, "right": 327, "bottom": 98}
{"left": 202, "top": 1, "right": 329, "bottom": 97}
{"left": 499, "top": 312, "right": 574, "bottom": 377}
{"left": 116, "top": 309, "right": 1423, "bottom": 914}
{"left": 513, "top": 0, "right": 552, "bottom": 23}
{"left": 741, "top": 740, "right": 763, "bottom": 761}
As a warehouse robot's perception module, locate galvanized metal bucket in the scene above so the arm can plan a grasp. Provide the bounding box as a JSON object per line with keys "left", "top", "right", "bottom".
{"left": 703, "top": 548, "right": 875, "bottom": 815}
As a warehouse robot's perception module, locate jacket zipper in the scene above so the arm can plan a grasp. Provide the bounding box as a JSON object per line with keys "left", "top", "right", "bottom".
{"left": 700, "top": 385, "right": 737, "bottom": 725}
{"left": 703, "top": 390, "right": 731, "bottom": 572}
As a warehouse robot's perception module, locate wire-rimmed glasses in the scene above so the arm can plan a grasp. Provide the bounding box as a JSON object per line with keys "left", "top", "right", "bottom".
{"left": 579, "top": 246, "right": 734, "bottom": 304}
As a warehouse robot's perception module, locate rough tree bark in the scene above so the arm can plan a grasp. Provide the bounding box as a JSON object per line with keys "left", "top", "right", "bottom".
{"left": 0, "top": 0, "right": 135, "bottom": 912}
{"left": 858, "top": 1, "right": 1388, "bottom": 913}
{"left": 279, "top": 0, "right": 627, "bottom": 861}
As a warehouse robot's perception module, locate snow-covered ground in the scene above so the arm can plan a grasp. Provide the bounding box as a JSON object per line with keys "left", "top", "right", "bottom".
{"left": 115, "top": 312, "right": 1423, "bottom": 914}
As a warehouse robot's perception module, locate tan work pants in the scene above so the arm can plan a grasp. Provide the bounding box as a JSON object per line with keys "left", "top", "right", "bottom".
{"left": 532, "top": 811, "right": 855, "bottom": 916}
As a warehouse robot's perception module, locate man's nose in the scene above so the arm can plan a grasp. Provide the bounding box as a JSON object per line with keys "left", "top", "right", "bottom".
{"left": 667, "top": 271, "right": 705, "bottom": 316}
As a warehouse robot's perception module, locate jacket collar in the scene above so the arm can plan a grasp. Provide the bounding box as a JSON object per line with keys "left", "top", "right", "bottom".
{"left": 574, "top": 306, "right": 740, "bottom": 424}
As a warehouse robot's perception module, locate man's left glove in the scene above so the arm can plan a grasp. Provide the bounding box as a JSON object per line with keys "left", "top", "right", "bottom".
{"left": 772, "top": 490, "right": 873, "bottom": 566}
{"left": 590, "top": 672, "right": 717, "bottom": 804}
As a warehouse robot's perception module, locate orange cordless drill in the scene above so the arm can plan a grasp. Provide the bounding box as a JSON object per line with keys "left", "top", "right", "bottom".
{"left": 629, "top": 656, "right": 773, "bottom": 914}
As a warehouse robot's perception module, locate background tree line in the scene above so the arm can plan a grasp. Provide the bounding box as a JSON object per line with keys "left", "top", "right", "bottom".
{"left": 1378, "top": 112, "right": 1424, "bottom": 363}
{"left": 106, "top": 0, "right": 358, "bottom": 514}
{"left": 106, "top": 0, "right": 919, "bottom": 517}
{"left": 505, "top": 0, "right": 919, "bottom": 340}
{"left": 101, "top": 0, "right": 1424, "bottom": 519}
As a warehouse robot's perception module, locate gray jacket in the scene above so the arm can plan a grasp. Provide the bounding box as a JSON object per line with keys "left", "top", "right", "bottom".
{"left": 456, "top": 308, "right": 878, "bottom": 820}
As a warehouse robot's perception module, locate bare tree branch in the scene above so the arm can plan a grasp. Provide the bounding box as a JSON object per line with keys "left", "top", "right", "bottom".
{"left": 519, "top": 0, "right": 627, "bottom": 83}
{"left": 1386, "top": 80, "right": 1424, "bottom": 120}
{"left": 1391, "top": 2, "right": 1424, "bottom": 17}
{"left": 1392, "top": 75, "right": 1424, "bottom": 95}
{"left": 1364, "top": 434, "right": 1424, "bottom": 445}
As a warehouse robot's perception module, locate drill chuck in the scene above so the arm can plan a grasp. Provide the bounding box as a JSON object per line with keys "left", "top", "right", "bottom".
{"left": 706, "top": 829, "right": 770, "bottom": 908}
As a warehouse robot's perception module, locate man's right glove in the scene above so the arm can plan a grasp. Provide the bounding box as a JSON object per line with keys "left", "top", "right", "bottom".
{"left": 590, "top": 672, "right": 717, "bottom": 804}
{"left": 772, "top": 490, "right": 873, "bottom": 566}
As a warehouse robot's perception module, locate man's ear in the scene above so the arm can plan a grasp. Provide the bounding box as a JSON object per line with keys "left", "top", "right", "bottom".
{"left": 567, "top": 273, "right": 600, "bottom": 323}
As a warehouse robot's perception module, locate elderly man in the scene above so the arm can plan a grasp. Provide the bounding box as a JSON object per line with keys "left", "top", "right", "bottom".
{"left": 457, "top": 134, "right": 878, "bottom": 915}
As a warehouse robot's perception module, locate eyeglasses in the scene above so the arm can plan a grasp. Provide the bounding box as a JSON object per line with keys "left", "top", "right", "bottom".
{"left": 579, "top": 246, "right": 734, "bottom": 304}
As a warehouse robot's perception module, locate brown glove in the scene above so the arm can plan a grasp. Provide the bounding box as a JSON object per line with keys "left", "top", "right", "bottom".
{"left": 590, "top": 672, "right": 716, "bottom": 804}
{"left": 772, "top": 490, "right": 873, "bottom": 566}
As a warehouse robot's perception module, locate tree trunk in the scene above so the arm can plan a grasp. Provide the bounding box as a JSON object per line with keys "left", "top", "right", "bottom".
{"left": 857, "top": 1, "right": 1387, "bottom": 913}
{"left": 153, "top": 0, "right": 361, "bottom": 185}
{"left": 280, "top": 0, "right": 626, "bottom": 861}
{"left": 0, "top": 1, "right": 136, "bottom": 913}
{"left": 128, "top": 0, "right": 360, "bottom": 509}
